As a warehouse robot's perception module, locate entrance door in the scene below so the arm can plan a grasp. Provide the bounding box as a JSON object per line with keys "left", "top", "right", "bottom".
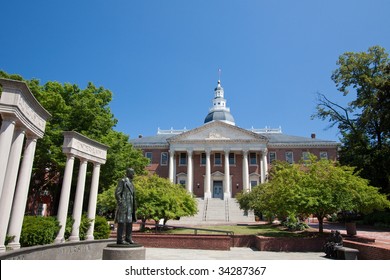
{"left": 213, "top": 181, "right": 223, "bottom": 199}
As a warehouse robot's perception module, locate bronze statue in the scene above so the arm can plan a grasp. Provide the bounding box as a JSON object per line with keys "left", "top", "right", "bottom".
{"left": 324, "top": 230, "right": 343, "bottom": 258}
{"left": 115, "top": 168, "right": 137, "bottom": 245}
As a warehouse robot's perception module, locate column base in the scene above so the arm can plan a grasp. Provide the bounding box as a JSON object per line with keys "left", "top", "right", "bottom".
{"left": 85, "top": 235, "right": 94, "bottom": 241}
{"left": 0, "top": 245, "right": 6, "bottom": 253}
{"left": 204, "top": 192, "right": 212, "bottom": 199}
{"left": 224, "top": 192, "right": 231, "bottom": 199}
{"left": 54, "top": 236, "right": 65, "bottom": 244}
{"left": 6, "top": 242, "right": 20, "bottom": 250}
{"left": 68, "top": 235, "right": 80, "bottom": 242}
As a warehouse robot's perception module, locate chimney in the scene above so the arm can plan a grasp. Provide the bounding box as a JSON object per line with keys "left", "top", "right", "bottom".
{"left": 311, "top": 133, "right": 316, "bottom": 139}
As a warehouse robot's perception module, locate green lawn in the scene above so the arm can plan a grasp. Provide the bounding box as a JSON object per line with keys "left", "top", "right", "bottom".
{"left": 161, "top": 224, "right": 319, "bottom": 237}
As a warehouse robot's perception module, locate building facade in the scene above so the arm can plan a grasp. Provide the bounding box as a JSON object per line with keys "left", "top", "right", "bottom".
{"left": 131, "top": 80, "right": 338, "bottom": 199}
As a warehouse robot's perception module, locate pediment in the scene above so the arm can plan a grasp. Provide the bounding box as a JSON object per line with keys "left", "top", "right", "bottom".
{"left": 168, "top": 121, "right": 268, "bottom": 143}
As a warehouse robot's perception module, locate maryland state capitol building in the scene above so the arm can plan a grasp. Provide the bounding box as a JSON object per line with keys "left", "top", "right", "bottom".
{"left": 131, "top": 80, "right": 338, "bottom": 201}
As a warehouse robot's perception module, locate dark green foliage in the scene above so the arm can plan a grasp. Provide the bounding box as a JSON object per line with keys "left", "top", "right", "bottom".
{"left": 362, "top": 211, "right": 390, "bottom": 228}
{"left": 20, "top": 216, "right": 60, "bottom": 247}
{"left": 64, "top": 214, "right": 92, "bottom": 241}
{"left": 93, "top": 215, "right": 110, "bottom": 239}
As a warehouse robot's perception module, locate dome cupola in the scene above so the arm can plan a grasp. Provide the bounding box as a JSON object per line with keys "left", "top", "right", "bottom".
{"left": 204, "top": 80, "right": 235, "bottom": 125}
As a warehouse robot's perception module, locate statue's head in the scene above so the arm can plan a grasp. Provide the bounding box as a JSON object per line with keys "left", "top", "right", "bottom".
{"left": 126, "top": 168, "right": 135, "bottom": 179}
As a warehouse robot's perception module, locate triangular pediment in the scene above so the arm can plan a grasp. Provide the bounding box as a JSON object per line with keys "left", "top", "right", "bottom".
{"left": 168, "top": 121, "right": 268, "bottom": 143}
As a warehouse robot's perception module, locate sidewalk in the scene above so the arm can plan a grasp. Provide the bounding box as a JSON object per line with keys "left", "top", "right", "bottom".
{"left": 145, "top": 247, "right": 328, "bottom": 260}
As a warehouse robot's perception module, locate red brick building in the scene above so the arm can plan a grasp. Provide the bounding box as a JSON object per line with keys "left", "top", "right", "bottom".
{"left": 131, "top": 80, "right": 338, "bottom": 199}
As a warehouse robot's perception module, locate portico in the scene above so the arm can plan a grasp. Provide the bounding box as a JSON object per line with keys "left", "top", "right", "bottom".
{"left": 0, "top": 78, "right": 51, "bottom": 252}
{"left": 167, "top": 121, "right": 268, "bottom": 199}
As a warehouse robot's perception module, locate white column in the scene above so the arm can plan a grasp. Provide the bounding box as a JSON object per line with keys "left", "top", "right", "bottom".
{"left": 204, "top": 149, "right": 211, "bottom": 198}
{"left": 168, "top": 149, "right": 175, "bottom": 183}
{"left": 0, "top": 128, "right": 25, "bottom": 253}
{"left": 69, "top": 158, "right": 88, "bottom": 242}
{"left": 0, "top": 117, "right": 17, "bottom": 198}
{"left": 55, "top": 154, "right": 75, "bottom": 243}
{"left": 260, "top": 152, "right": 265, "bottom": 184}
{"left": 7, "top": 136, "right": 38, "bottom": 250}
{"left": 86, "top": 163, "right": 101, "bottom": 241}
{"left": 242, "top": 150, "right": 250, "bottom": 192}
{"left": 186, "top": 150, "right": 193, "bottom": 193}
{"left": 224, "top": 149, "right": 231, "bottom": 199}
{"left": 262, "top": 149, "right": 268, "bottom": 182}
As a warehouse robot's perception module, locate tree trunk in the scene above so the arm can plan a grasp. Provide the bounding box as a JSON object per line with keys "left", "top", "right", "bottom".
{"left": 318, "top": 216, "right": 324, "bottom": 233}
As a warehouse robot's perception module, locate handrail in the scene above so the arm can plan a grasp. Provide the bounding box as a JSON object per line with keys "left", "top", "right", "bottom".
{"left": 135, "top": 222, "right": 234, "bottom": 236}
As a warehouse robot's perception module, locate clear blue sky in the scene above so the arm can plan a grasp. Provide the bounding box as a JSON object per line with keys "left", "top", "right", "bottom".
{"left": 1, "top": 0, "right": 390, "bottom": 141}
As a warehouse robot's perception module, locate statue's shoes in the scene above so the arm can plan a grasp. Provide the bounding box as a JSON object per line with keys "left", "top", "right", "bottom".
{"left": 117, "top": 240, "right": 130, "bottom": 245}
{"left": 125, "top": 239, "right": 135, "bottom": 244}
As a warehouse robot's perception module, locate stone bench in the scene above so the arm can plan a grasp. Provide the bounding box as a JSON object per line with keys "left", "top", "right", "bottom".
{"left": 335, "top": 246, "right": 359, "bottom": 260}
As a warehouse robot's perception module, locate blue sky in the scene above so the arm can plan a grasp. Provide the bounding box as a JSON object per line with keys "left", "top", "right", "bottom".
{"left": 1, "top": 0, "right": 389, "bottom": 141}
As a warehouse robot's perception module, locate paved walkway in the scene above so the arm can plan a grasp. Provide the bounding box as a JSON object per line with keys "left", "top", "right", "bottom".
{"left": 145, "top": 247, "right": 328, "bottom": 260}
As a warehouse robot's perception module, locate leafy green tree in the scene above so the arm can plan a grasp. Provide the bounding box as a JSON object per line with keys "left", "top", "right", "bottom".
{"left": 313, "top": 45, "right": 390, "bottom": 193}
{"left": 237, "top": 155, "right": 390, "bottom": 233}
{"left": 133, "top": 175, "right": 197, "bottom": 230}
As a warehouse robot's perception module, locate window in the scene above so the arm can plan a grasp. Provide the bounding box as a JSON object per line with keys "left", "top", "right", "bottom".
{"left": 179, "top": 153, "right": 187, "bottom": 165}
{"left": 302, "top": 152, "right": 310, "bottom": 161}
{"left": 179, "top": 180, "right": 186, "bottom": 187}
{"left": 145, "top": 152, "right": 152, "bottom": 165}
{"left": 285, "top": 152, "right": 293, "bottom": 164}
{"left": 161, "top": 152, "right": 168, "bottom": 166}
{"left": 250, "top": 180, "right": 258, "bottom": 188}
{"left": 214, "top": 153, "right": 222, "bottom": 165}
{"left": 229, "top": 153, "right": 235, "bottom": 165}
{"left": 249, "top": 153, "right": 257, "bottom": 165}
{"left": 201, "top": 153, "right": 206, "bottom": 165}
{"left": 320, "top": 151, "right": 328, "bottom": 160}
{"left": 269, "top": 152, "right": 276, "bottom": 163}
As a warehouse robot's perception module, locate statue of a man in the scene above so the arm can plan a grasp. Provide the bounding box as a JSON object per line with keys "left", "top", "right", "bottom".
{"left": 115, "top": 168, "right": 137, "bottom": 245}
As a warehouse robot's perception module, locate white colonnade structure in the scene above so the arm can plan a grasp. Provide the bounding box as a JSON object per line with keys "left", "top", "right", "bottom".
{"left": 55, "top": 131, "right": 108, "bottom": 243}
{"left": 0, "top": 78, "right": 51, "bottom": 252}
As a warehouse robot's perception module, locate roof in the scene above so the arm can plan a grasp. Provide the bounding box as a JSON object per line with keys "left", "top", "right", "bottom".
{"left": 130, "top": 128, "right": 338, "bottom": 148}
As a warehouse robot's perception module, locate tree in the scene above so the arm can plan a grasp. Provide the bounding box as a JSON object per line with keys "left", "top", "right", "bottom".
{"left": 133, "top": 175, "right": 197, "bottom": 230}
{"left": 236, "top": 155, "right": 390, "bottom": 233}
{"left": 313, "top": 46, "right": 390, "bottom": 193}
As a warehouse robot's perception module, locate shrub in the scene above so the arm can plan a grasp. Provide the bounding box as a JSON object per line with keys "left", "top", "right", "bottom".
{"left": 362, "top": 211, "right": 390, "bottom": 228}
{"left": 282, "top": 215, "right": 309, "bottom": 231}
{"left": 93, "top": 215, "right": 110, "bottom": 239}
{"left": 64, "top": 214, "right": 92, "bottom": 241}
{"left": 20, "top": 216, "right": 60, "bottom": 247}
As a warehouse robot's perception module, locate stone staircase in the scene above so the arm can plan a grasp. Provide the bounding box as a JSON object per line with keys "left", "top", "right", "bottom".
{"left": 169, "top": 198, "right": 255, "bottom": 226}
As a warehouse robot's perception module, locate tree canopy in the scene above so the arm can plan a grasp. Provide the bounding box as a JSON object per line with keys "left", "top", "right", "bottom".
{"left": 97, "top": 174, "right": 198, "bottom": 228}
{"left": 313, "top": 46, "right": 390, "bottom": 193}
{"left": 0, "top": 71, "right": 149, "bottom": 213}
{"left": 236, "top": 155, "right": 390, "bottom": 232}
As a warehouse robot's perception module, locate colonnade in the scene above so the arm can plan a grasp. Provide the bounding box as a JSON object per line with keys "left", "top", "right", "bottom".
{"left": 0, "top": 79, "right": 51, "bottom": 252}
{"left": 168, "top": 148, "right": 268, "bottom": 199}
{"left": 55, "top": 131, "right": 108, "bottom": 243}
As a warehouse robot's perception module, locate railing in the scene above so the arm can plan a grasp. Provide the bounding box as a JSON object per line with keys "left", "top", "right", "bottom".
{"left": 135, "top": 222, "right": 234, "bottom": 236}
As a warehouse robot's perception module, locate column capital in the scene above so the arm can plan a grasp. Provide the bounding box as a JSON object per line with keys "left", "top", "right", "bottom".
{"left": 223, "top": 149, "right": 230, "bottom": 154}
{"left": 205, "top": 148, "right": 211, "bottom": 155}
{"left": 187, "top": 149, "right": 193, "bottom": 156}
{"left": 242, "top": 150, "right": 249, "bottom": 156}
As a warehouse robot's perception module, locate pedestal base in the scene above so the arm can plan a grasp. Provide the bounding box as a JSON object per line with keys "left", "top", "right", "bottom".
{"left": 102, "top": 243, "right": 145, "bottom": 260}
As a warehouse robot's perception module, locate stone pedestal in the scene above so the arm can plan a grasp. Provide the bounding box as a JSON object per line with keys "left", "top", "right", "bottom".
{"left": 102, "top": 243, "right": 145, "bottom": 260}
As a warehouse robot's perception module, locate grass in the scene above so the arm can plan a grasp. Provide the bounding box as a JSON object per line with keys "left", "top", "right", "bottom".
{"left": 160, "top": 224, "right": 320, "bottom": 237}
